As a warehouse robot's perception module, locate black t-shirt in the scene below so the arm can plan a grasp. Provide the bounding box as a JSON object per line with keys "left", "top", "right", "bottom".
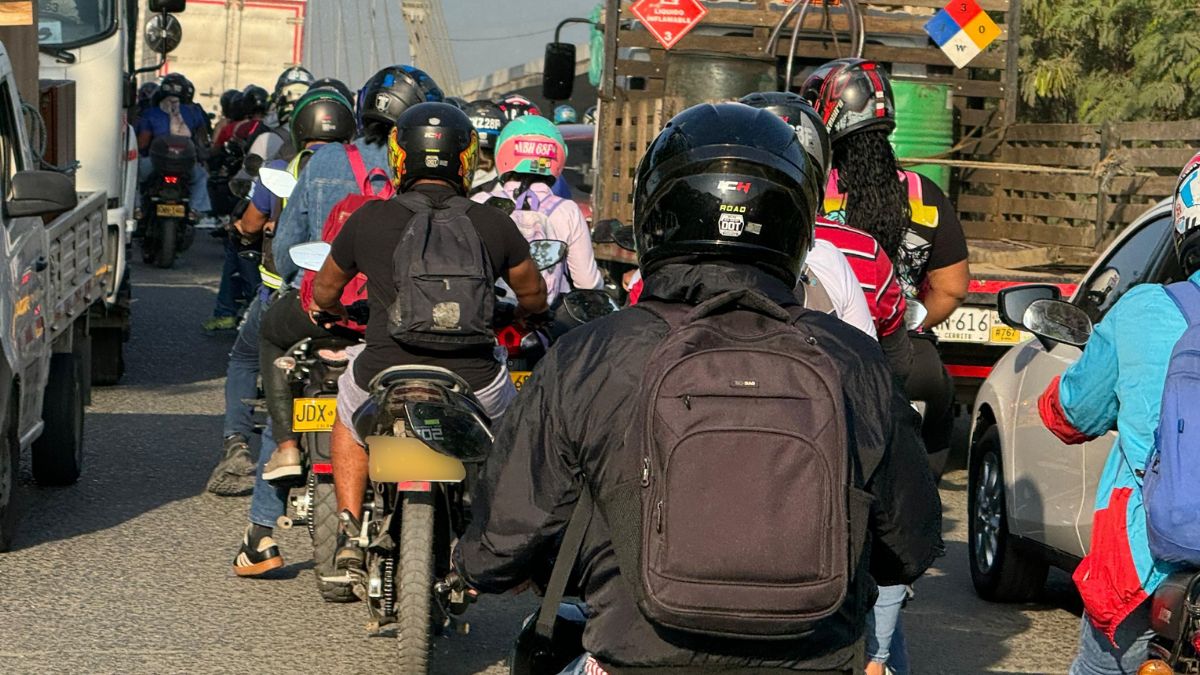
{"left": 825, "top": 170, "right": 968, "bottom": 298}
{"left": 330, "top": 184, "right": 532, "bottom": 391}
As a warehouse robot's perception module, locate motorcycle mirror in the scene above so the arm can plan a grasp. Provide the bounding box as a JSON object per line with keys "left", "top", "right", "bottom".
{"left": 593, "top": 219, "right": 635, "bottom": 252}
{"left": 289, "top": 241, "right": 331, "bottom": 273}
{"left": 904, "top": 300, "right": 928, "bottom": 331}
{"left": 530, "top": 239, "right": 568, "bottom": 271}
{"left": 259, "top": 167, "right": 297, "bottom": 200}
{"left": 1022, "top": 298, "right": 1092, "bottom": 348}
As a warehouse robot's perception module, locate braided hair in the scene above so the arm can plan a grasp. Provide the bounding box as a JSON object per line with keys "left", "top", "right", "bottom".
{"left": 831, "top": 129, "right": 910, "bottom": 261}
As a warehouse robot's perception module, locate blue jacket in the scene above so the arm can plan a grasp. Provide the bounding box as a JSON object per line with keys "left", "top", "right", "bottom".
{"left": 1040, "top": 269, "right": 1200, "bottom": 641}
{"left": 272, "top": 138, "right": 390, "bottom": 285}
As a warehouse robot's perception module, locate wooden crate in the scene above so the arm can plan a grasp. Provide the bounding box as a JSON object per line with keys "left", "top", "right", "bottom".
{"left": 592, "top": 0, "right": 1019, "bottom": 231}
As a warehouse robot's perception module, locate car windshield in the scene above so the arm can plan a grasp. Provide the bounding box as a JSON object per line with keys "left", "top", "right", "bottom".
{"left": 563, "top": 138, "right": 593, "bottom": 195}
{"left": 37, "top": 0, "right": 116, "bottom": 47}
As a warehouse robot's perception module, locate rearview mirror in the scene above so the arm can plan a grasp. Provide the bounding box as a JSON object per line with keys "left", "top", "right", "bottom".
{"left": 904, "top": 300, "right": 928, "bottom": 331}
{"left": 259, "top": 167, "right": 297, "bottom": 199}
{"left": 1023, "top": 299, "right": 1092, "bottom": 348}
{"left": 289, "top": 241, "right": 331, "bottom": 273}
{"left": 997, "top": 284, "right": 1062, "bottom": 330}
{"left": 144, "top": 13, "right": 182, "bottom": 54}
{"left": 543, "top": 42, "right": 576, "bottom": 101}
{"left": 149, "top": 0, "right": 186, "bottom": 12}
{"left": 530, "top": 239, "right": 568, "bottom": 271}
{"left": 7, "top": 170, "right": 77, "bottom": 218}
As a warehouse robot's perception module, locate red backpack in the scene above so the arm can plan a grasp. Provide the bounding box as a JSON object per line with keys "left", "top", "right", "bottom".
{"left": 298, "top": 145, "right": 394, "bottom": 333}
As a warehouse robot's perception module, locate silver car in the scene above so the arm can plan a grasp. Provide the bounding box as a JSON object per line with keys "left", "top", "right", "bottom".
{"left": 967, "top": 198, "right": 1183, "bottom": 601}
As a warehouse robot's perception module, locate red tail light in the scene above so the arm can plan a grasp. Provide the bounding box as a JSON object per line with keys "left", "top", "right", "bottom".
{"left": 163, "top": 175, "right": 179, "bottom": 184}
{"left": 496, "top": 325, "right": 525, "bottom": 357}
{"left": 1191, "top": 629, "right": 1200, "bottom": 655}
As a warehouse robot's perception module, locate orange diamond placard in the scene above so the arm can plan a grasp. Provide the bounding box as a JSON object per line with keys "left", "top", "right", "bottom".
{"left": 629, "top": 0, "right": 708, "bottom": 50}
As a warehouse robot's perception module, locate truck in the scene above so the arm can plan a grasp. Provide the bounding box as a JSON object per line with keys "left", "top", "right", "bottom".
{"left": 36, "top": 0, "right": 150, "bottom": 384}
{"left": 545, "top": 0, "right": 1180, "bottom": 405}
{"left": 0, "top": 39, "right": 117, "bottom": 550}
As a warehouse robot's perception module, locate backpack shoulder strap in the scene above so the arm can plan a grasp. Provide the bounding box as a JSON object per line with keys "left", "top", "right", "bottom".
{"left": 540, "top": 195, "right": 566, "bottom": 218}
{"left": 394, "top": 190, "right": 434, "bottom": 213}
{"left": 344, "top": 144, "right": 369, "bottom": 191}
{"left": 1165, "top": 280, "right": 1200, "bottom": 327}
{"left": 534, "top": 486, "right": 593, "bottom": 640}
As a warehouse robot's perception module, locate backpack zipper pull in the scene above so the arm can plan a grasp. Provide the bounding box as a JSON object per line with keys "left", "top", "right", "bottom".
{"left": 641, "top": 457, "right": 651, "bottom": 487}
{"left": 655, "top": 500, "right": 663, "bottom": 533}
{"left": 683, "top": 395, "right": 691, "bottom": 410}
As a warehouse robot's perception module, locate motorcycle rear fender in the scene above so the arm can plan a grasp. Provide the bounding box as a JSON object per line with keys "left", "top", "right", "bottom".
{"left": 366, "top": 434, "right": 465, "bottom": 483}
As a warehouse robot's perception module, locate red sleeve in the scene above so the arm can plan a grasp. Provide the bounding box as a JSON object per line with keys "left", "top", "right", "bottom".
{"left": 1038, "top": 375, "right": 1098, "bottom": 445}
{"left": 874, "top": 247, "right": 907, "bottom": 337}
{"left": 628, "top": 278, "right": 644, "bottom": 305}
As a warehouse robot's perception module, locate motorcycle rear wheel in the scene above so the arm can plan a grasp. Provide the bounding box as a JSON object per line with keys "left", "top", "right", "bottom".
{"left": 312, "top": 476, "right": 356, "bottom": 603}
{"left": 396, "top": 489, "right": 435, "bottom": 674}
{"left": 155, "top": 220, "right": 177, "bottom": 269}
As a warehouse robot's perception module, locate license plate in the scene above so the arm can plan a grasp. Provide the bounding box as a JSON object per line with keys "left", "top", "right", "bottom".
{"left": 933, "top": 308, "right": 1028, "bottom": 345}
{"left": 293, "top": 398, "right": 337, "bottom": 432}
{"left": 510, "top": 371, "right": 531, "bottom": 391}
{"left": 156, "top": 203, "right": 186, "bottom": 217}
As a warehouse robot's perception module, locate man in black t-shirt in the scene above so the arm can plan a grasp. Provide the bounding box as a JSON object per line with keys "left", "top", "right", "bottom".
{"left": 310, "top": 103, "right": 547, "bottom": 570}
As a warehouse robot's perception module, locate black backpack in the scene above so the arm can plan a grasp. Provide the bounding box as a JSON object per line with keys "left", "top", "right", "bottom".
{"left": 388, "top": 192, "right": 495, "bottom": 351}
{"left": 625, "top": 290, "right": 860, "bottom": 639}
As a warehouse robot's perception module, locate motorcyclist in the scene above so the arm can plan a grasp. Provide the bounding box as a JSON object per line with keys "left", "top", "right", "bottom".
{"left": 310, "top": 102, "right": 548, "bottom": 571}
{"left": 453, "top": 102, "right": 941, "bottom": 673}
{"left": 226, "top": 90, "right": 358, "bottom": 571}
{"left": 495, "top": 92, "right": 541, "bottom": 120}
{"left": 465, "top": 99, "right": 507, "bottom": 194}
{"left": 255, "top": 66, "right": 443, "bottom": 484}
{"left": 740, "top": 90, "right": 912, "bottom": 379}
{"left": 211, "top": 88, "right": 241, "bottom": 142}
{"left": 472, "top": 114, "right": 604, "bottom": 304}
{"left": 1034, "top": 151, "right": 1200, "bottom": 674}
{"left": 554, "top": 104, "right": 578, "bottom": 124}
{"left": 136, "top": 73, "right": 212, "bottom": 218}
{"left": 242, "top": 66, "right": 315, "bottom": 166}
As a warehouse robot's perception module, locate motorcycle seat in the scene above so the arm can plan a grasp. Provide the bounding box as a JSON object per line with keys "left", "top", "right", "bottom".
{"left": 369, "top": 365, "right": 472, "bottom": 395}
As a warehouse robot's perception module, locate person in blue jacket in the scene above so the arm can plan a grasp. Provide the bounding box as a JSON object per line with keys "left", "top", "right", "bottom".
{"left": 1038, "top": 150, "right": 1200, "bottom": 674}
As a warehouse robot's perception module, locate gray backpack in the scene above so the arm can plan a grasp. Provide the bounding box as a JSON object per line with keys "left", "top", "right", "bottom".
{"left": 387, "top": 192, "right": 495, "bottom": 351}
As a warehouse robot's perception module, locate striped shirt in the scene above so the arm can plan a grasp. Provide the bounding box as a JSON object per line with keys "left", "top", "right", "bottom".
{"left": 816, "top": 217, "right": 907, "bottom": 336}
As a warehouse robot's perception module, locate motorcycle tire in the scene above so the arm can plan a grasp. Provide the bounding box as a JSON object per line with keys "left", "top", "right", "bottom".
{"left": 155, "top": 220, "right": 177, "bottom": 269}
{"left": 396, "top": 489, "right": 436, "bottom": 674}
{"left": 312, "top": 477, "right": 355, "bottom": 603}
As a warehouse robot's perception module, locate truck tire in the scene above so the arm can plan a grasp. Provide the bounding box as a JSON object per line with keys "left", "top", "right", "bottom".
{"left": 312, "top": 477, "right": 356, "bottom": 603}
{"left": 968, "top": 426, "right": 1048, "bottom": 602}
{"left": 90, "top": 327, "right": 125, "bottom": 386}
{"left": 32, "top": 353, "right": 84, "bottom": 486}
{"left": 155, "top": 220, "right": 177, "bottom": 269}
{"left": 0, "top": 395, "right": 18, "bottom": 551}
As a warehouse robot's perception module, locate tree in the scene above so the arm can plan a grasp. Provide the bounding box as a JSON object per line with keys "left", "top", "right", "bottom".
{"left": 1019, "top": 0, "right": 1200, "bottom": 122}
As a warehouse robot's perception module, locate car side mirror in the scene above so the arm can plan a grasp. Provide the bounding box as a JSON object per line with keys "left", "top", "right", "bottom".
{"left": 997, "top": 284, "right": 1062, "bottom": 330}
{"left": 149, "top": 0, "right": 186, "bottom": 12}
{"left": 7, "top": 170, "right": 77, "bottom": 218}
{"left": 543, "top": 42, "right": 576, "bottom": 101}
{"left": 1022, "top": 299, "right": 1092, "bottom": 348}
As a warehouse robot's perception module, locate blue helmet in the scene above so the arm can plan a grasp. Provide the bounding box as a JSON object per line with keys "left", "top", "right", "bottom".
{"left": 554, "top": 104, "right": 578, "bottom": 125}
{"left": 357, "top": 65, "right": 444, "bottom": 126}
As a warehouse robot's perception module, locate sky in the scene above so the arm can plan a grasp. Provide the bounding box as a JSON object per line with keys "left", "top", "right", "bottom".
{"left": 303, "top": 0, "right": 599, "bottom": 92}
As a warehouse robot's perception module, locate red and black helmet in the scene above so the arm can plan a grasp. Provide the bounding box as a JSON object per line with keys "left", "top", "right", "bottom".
{"left": 800, "top": 58, "right": 895, "bottom": 143}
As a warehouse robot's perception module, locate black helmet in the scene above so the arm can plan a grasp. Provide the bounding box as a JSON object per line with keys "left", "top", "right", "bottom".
{"left": 633, "top": 102, "right": 820, "bottom": 284}
{"left": 738, "top": 91, "right": 831, "bottom": 180}
{"left": 464, "top": 99, "right": 507, "bottom": 151}
{"left": 289, "top": 89, "right": 356, "bottom": 149}
{"left": 309, "top": 78, "right": 356, "bottom": 111}
{"left": 358, "top": 65, "right": 444, "bottom": 127}
{"left": 495, "top": 93, "right": 540, "bottom": 121}
{"left": 445, "top": 96, "right": 468, "bottom": 110}
{"left": 388, "top": 102, "right": 478, "bottom": 195}
{"left": 139, "top": 82, "right": 161, "bottom": 108}
{"left": 155, "top": 73, "right": 193, "bottom": 104}
{"left": 272, "top": 66, "right": 315, "bottom": 123}
{"left": 240, "top": 84, "right": 270, "bottom": 117}
{"left": 800, "top": 58, "right": 895, "bottom": 143}
{"left": 274, "top": 66, "right": 314, "bottom": 95}
{"left": 218, "top": 88, "right": 240, "bottom": 118}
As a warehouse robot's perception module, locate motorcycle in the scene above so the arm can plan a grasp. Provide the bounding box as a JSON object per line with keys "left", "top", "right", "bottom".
{"left": 1141, "top": 570, "right": 1200, "bottom": 674}
{"left": 140, "top": 135, "right": 198, "bottom": 268}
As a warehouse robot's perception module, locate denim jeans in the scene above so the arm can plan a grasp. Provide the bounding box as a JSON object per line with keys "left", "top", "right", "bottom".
{"left": 865, "top": 584, "right": 909, "bottom": 674}
{"left": 1069, "top": 604, "right": 1153, "bottom": 675}
{"left": 223, "top": 290, "right": 270, "bottom": 439}
{"left": 248, "top": 419, "right": 288, "bottom": 528}
{"left": 213, "top": 234, "right": 262, "bottom": 318}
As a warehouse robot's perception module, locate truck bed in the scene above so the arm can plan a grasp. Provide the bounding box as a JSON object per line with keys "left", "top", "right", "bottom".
{"left": 44, "top": 190, "right": 107, "bottom": 341}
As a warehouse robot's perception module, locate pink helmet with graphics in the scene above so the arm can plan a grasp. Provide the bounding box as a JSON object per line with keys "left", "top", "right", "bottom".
{"left": 494, "top": 115, "right": 567, "bottom": 179}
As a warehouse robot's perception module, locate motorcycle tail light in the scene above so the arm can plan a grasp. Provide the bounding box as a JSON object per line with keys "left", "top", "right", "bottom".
{"left": 1138, "top": 659, "right": 1174, "bottom": 675}
{"left": 1192, "top": 629, "right": 1200, "bottom": 655}
{"left": 163, "top": 175, "right": 178, "bottom": 184}
{"left": 495, "top": 325, "right": 523, "bottom": 357}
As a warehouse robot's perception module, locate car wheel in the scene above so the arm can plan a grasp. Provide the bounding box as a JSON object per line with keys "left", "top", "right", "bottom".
{"left": 968, "top": 425, "right": 1048, "bottom": 602}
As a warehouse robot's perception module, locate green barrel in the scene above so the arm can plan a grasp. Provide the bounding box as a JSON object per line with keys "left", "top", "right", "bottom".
{"left": 890, "top": 80, "right": 954, "bottom": 193}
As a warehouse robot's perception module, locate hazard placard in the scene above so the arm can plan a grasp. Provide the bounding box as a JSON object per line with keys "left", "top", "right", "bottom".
{"left": 924, "top": 0, "right": 1001, "bottom": 69}
{"left": 629, "top": 0, "right": 708, "bottom": 50}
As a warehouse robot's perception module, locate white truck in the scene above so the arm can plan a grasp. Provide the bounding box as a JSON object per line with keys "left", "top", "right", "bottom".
{"left": 0, "top": 41, "right": 116, "bottom": 550}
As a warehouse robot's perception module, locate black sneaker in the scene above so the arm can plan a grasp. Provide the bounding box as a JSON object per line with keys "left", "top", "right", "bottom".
{"left": 233, "top": 525, "right": 284, "bottom": 577}
{"left": 206, "top": 435, "right": 256, "bottom": 496}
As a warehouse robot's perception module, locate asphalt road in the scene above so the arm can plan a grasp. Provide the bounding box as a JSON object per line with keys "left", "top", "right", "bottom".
{"left": 0, "top": 236, "right": 1083, "bottom": 674}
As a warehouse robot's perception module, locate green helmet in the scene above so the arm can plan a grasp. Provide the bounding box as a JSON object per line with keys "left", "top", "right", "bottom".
{"left": 495, "top": 114, "right": 567, "bottom": 178}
